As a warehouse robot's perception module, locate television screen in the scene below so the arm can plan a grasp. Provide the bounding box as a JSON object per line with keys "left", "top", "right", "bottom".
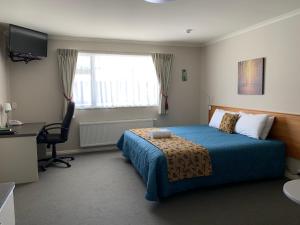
{"left": 9, "top": 24, "right": 48, "bottom": 58}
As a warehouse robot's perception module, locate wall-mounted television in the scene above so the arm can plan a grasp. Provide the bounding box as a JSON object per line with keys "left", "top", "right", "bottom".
{"left": 9, "top": 24, "right": 48, "bottom": 63}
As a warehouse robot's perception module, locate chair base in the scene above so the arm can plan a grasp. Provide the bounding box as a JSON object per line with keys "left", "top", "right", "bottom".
{"left": 39, "top": 156, "right": 74, "bottom": 171}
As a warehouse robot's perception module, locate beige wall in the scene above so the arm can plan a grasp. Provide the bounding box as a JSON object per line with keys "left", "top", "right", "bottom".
{"left": 9, "top": 39, "right": 203, "bottom": 150}
{"left": 202, "top": 14, "right": 300, "bottom": 173}
{"left": 0, "top": 30, "right": 10, "bottom": 127}
{"left": 9, "top": 13, "right": 300, "bottom": 155}
{"left": 201, "top": 14, "right": 300, "bottom": 117}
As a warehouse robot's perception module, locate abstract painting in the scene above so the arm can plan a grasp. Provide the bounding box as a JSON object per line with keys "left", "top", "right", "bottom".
{"left": 238, "top": 58, "right": 265, "bottom": 95}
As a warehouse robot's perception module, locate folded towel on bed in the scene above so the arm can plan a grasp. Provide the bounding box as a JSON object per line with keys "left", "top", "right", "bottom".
{"left": 149, "top": 129, "right": 172, "bottom": 139}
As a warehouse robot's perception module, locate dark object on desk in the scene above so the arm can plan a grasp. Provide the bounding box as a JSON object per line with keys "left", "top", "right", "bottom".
{"left": 0, "top": 128, "right": 15, "bottom": 135}
{"left": 0, "top": 127, "right": 10, "bottom": 131}
{"left": 37, "top": 101, "right": 75, "bottom": 171}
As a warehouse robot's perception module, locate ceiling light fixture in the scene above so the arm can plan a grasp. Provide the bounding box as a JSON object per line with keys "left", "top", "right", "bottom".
{"left": 186, "top": 29, "right": 193, "bottom": 34}
{"left": 144, "top": 0, "right": 175, "bottom": 3}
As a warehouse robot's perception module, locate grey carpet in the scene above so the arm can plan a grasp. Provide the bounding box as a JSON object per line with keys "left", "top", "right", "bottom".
{"left": 15, "top": 150, "right": 300, "bottom": 225}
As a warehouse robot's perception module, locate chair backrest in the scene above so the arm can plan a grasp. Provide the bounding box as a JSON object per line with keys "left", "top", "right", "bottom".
{"left": 61, "top": 101, "right": 75, "bottom": 141}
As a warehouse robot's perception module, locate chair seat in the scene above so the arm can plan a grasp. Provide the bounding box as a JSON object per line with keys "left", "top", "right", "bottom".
{"left": 37, "top": 133, "right": 65, "bottom": 144}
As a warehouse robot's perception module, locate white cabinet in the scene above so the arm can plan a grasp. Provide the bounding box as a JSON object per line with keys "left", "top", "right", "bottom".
{"left": 0, "top": 123, "right": 44, "bottom": 184}
{"left": 0, "top": 136, "right": 38, "bottom": 184}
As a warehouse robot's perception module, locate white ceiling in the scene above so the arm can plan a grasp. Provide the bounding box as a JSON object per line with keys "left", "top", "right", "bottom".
{"left": 0, "top": 0, "right": 300, "bottom": 45}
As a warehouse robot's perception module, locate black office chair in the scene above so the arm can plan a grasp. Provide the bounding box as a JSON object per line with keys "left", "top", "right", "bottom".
{"left": 37, "top": 101, "right": 75, "bottom": 171}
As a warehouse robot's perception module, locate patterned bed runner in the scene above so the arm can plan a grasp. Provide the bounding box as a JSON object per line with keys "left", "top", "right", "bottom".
{"left": 130, "top": 128, "right": 212, "bottom": 182}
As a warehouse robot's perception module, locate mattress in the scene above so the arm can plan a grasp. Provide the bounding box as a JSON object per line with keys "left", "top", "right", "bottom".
{"left": 117, "top": 125, "right": 285, "bottom": 201}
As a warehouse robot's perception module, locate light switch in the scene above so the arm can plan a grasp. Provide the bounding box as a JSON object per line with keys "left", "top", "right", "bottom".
{"left": 12, "top": 102, "right": 17, "bottom": 110}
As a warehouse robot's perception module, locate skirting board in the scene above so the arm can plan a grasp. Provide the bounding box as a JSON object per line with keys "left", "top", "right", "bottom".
{"left": 47, "top": 145, "right": 118, "bottom": 156}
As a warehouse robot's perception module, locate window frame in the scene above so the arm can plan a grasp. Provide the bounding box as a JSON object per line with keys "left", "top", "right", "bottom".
{"left": 73, "top": 51, "right": 159, "bottom": 110}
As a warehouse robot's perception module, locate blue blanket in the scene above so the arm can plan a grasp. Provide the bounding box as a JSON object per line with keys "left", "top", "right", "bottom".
{"left": 117, "top": 125, "right": 285, "bottom": 201}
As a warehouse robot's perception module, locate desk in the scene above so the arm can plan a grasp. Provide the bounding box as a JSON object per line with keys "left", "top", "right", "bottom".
{"left": 0, "top": 123, "right": 44, "bottom": 184}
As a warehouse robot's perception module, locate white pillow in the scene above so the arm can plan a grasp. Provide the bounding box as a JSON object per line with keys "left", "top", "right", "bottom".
{"left": 209, "top": 109, "right": 225, "bottom": 128}
{"left": 209, "top": 109, "right": 238, "bottom": 129}
{"left": 260, "top": 116, "right": 275, "bottom": 140}
{"left": 234, "top": 112, "right": 268, "bottom": 139}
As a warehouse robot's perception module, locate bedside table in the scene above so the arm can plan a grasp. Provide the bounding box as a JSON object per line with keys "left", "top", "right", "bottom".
{"left": 283, "top": 179, "right": 300, "bottom": 205}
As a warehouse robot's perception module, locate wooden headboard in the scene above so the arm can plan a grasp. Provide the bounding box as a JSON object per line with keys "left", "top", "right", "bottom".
{"left": 209, "top": 105, "right": 300, "bottom": 159}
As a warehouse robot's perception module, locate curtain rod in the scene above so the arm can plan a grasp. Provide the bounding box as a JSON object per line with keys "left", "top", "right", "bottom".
{"left": 78, "top": 50, "right": 152, "bottom": 56}
{"left": 76, "top": 50, "right": 172, "bottom": 56}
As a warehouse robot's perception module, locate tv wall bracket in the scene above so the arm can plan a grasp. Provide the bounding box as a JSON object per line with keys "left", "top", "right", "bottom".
{"left": 9, "top": 52, "right": 41, "bottom": 64}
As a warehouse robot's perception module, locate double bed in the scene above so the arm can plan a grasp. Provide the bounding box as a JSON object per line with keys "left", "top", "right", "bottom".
{"left": 117, "top": 124, "right": 285, "bottom": 201}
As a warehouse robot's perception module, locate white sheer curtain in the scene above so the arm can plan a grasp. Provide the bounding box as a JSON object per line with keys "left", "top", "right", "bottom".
{"left": 73, "top": 53, "right": 159, "bottom": 108}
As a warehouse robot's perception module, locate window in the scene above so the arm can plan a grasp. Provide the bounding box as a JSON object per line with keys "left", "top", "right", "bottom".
{"left": 73, "top": 53, "right": 159, "bottom": 108}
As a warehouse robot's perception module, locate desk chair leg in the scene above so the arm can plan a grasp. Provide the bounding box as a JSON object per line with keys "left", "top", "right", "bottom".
{"left": 38, "top": 144, "right": 74, "bottom": 171}
{"left": 60, "top": 156, "right": 75, "bottom": 161}
{"left": 54, "top": 158, "right": 71, "bottom": 167}
{"left": 38, "top": 163, "right": 46, "bottom": 171}
{"left": 39, "top": 158, "right": 55, "bottom": 171}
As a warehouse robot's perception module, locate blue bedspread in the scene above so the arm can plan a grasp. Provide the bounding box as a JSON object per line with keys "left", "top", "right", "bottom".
{"left": 117, "top": 125, "right": 285, "bottom": 201}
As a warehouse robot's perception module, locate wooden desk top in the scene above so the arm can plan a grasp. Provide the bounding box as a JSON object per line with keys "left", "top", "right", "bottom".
{"left": 0, "top": 122, "right": 45, "bottom": 138}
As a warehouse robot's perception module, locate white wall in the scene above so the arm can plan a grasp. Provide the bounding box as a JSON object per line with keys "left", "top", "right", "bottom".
{"left": 0, "top": 29, "right": 10, "bottom": 127}
{"left": 9, "top": 38, "right": 203, "bottom": 150}
{"left": 202, "top": 14, "right": 300, "bottom": 115}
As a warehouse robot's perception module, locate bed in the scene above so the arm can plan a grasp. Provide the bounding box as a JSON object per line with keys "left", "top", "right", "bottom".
{"left": 117, "top": 124, "right": 285, "bottom": 201}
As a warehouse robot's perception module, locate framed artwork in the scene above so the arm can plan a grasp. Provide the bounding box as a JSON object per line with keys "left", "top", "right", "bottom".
{"left": 238, "top": 58, "right": 265, "bottom": 95}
